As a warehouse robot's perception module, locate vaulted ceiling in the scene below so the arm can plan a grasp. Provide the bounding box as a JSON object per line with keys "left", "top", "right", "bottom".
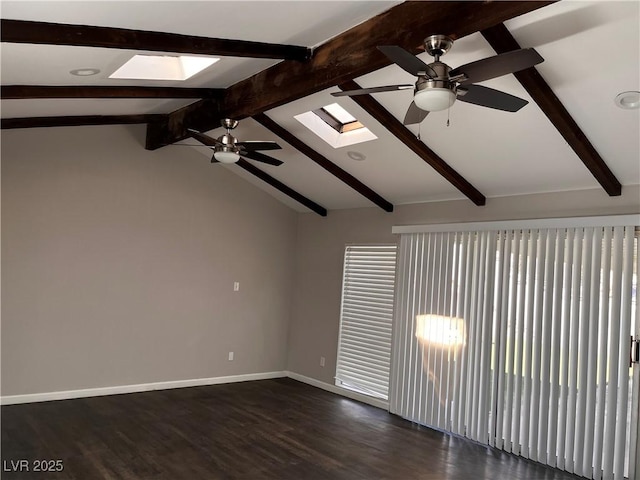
{"left": 2, "top": 1, "right": 639, "bottom": 216}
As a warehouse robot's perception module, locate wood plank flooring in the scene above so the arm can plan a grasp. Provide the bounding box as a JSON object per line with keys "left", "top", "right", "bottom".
{"left": 2, "top": 378, "right": 585, "bottom": 479}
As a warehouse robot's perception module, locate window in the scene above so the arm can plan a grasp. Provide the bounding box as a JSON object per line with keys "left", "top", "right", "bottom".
{"left": 335, "top": 244, "right": 397, "bottom": 400}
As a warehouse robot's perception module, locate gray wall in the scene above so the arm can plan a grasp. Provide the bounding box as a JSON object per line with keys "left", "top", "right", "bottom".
{"left": 287, "top": 187, "right": 640, "bottom": 384}
{"left": 3, "top": 124, "right": 639, "bottom": 397}
{"left": 1, "top": 125, "right": 297, "bottom": 396}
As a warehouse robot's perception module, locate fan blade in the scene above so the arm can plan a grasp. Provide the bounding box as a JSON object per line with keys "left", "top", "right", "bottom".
{"left": 188, "top": 129, "right": 220, "bottom": 147}
{"left": 403, "top": 101, "right": 430, "bottom": 125}
{"left": 241, "top": 150, "right": 283, "bottom": 166}
{"left": 332, "top": 85, "right": 413, "bottom": 97}
{"left": 377, "top": 46, "right": 436, "bottom": 77}
{"left": 236, "top": 141, "right": 281, "bottom": 151}
{"left": 450, "top": 48, "right": 543, "bottom": 84}
{"left": 457, "top": 84, "right": 528, "bottom": 112}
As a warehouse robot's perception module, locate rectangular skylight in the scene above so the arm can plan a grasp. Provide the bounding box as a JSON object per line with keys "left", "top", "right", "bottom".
{"left": 312, "top": 105, "right": 365, "bottom": 134}
{"left": 109, "top": 55, "right": 219, "bottom": 81}
{"left": 295, "top": 103, "right": 377, "bottom": 148}
{"left": 322, "top": 103, "right": 357, "bottom": 124}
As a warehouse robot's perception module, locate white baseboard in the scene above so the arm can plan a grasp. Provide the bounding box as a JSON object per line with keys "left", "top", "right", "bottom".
{"left": 285, "top": 371, "right": 388, "bottom": 410}
{"left": 1, "top": 370, "right": 388, "bottom": 410}
{"left": 1, "top": 371, "right": 287, "bottom": 405}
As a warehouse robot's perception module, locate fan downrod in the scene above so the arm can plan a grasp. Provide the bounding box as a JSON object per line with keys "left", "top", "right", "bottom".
{"left": 424, "top": 35, "right": 453, "bottom": 60}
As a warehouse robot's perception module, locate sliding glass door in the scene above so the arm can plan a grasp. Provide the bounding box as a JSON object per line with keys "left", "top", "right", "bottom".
{"left": 390, "top": 218, "right": 639, "bottom": 480}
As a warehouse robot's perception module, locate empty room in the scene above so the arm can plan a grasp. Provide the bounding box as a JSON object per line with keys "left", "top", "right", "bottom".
{"left": 1, "top": 1, "right": 639, "bottom": 479}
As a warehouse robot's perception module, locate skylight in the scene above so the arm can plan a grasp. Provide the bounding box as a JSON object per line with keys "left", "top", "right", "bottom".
{"left": 109, "top": 55, "right": 219, "bottom": 81}
{"left": 295, "top": 103, "right": 377, "bottom": 148}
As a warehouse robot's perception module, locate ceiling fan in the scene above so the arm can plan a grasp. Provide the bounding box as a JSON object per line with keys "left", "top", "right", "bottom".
{"left": 332, "top": 35, "right": 544, "bottom": 125}
{"left": 188, "top": 119, "right": 283, "bottom": 166}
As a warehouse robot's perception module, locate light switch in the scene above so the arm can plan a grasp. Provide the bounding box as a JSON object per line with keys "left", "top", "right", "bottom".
{"left": 233, "top": 282, "right": 240, "bottom": 291}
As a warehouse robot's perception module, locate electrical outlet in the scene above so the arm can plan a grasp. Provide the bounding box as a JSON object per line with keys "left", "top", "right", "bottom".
{"left": 233, "top": 282, "right": 240, "bottom": 291}
{"left": 228, "top": 351, "right": 234, "bottom": 361}
{"left": 320, "top": 356, "right": 325, "bottom": 367}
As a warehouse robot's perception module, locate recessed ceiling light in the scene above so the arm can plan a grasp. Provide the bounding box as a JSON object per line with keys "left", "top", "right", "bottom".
{"left": 109, "top": 55, "right": 219, "bottom": 81}
{"left": 70, "top": 68, "right": 100, "bottom": 76}
{"left": 614, "top": 91, "right": 640, "bottom": 110}
{"left": 347, "top": 151, "right": 366, "bottom": 161}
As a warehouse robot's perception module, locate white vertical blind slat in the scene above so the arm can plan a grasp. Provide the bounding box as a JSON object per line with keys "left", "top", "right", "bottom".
{"left": 613, "top": 227, "right": 633, "bottom": 479}
{"left": 453, "top": 233, "right": 470, "bottom": 435}
{"left": 537, "top": 228, "right": 555, "bottom": 465}
{"left": 406, "top": 236, "right": 420, "bottom": 418}
{"left": 556, "top": 227, "right": 575, "bottom": 471}
{"left": 593, "top": 227, "right": 612, "bottom": 480}
{"left": 565, "top": 227, "right": 584, "bottom": 473}
{"left": 546, "top": 229, "right": 564, "bottom": 468}
{"left": 529, "top": 228, "right": 547, "bottom": 462}
{"left": 574, "top": 228, "right": 594, "bottom": 477}
{"left": 481, "top": 231, "right": 497, "bottom": 445}
{"left": 503, "top": 229, "right": 520, "bottom": 454}
{"left": 582, "top": 227, "right": 601, "bottom": 477}
{"left": 493, "top": 231, "right": 509, "bottom": 449}
{"left": 512, "top": 230, "right": 528, "bottom": 455}
{"left": 603, "top": 228, "right": 624, "bottom": 480}
{"left": 470, "top": 232, "right": 483, "bottom": 441}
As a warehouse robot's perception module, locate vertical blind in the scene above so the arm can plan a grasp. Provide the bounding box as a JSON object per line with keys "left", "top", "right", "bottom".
{"left": 390, "top": 221, "right": 638, "bottom": 480}
{"left": 335, "top": 244, "right": 397, "bottom": 400}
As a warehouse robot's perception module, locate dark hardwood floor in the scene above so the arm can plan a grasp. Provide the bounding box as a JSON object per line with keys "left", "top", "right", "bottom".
{"left": 2, "top": 378, "right": 585, "bottom": 480}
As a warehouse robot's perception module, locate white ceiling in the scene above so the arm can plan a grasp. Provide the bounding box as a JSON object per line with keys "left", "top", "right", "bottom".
{"left": 1, "top": 1, "right": 639, "bottom": 213}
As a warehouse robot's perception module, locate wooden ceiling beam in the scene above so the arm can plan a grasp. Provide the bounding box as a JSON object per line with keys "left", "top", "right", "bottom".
{"left": 481, "top": 23, "right": 622, "bottom": 196}
{"left": 145, "top": 100, "right": 222, "bottom": 150}
{"left": 1, "top": 85, "right": 224, "bottom": 99}
{"left": 339, "top": 80, "right": 486, "bottom": 206}
{"left": 146, "top": 1, "right": 554, "bottom": 149}
{"left": 0, "top": 19, "right": 311, "bottom": 61}
{"left": 236, "top": 159, "right": 327, "bottom": 216}
{"left": 253, "top": 113, "right": 394, "bottom": 212}
{"left": 1, "top": 114, "right": 164, "bottom": 130}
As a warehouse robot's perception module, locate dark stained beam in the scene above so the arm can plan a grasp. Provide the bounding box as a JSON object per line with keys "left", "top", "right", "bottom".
{"left": 253, "top": 113, "right": 394, "bottom": 212}
{"left": 481, "top": 23, "right": 622, "bottom": 196}
{"left": 145, "top": 99, "right": 222, "bottom": 150}
{"left": 147, "top": 1, "right": 554, "bottom": 149}
{"left": 1, "top": 85, "right": 224, "bottom": 99}
{"left": 236, "top": 159, "right": 327, "bottom": 216}
{"left": 0, "top": 19, "right": 311, "bottom": 61}
{"left": 338, "top": 80, "right": 486, "bottom": 206}
{"left": 1, "top": 114, "right": 164, "bottom": 130}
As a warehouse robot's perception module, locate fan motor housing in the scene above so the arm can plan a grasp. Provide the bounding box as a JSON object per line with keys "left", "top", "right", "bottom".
{"left": 217, "top": 133, "right": 237, "bottom": 147}
{"left": 415, "top": 62, "right": 455, "bottom": 93}
{"left": 215, "top": 133, "right": 240, "bottom": 156}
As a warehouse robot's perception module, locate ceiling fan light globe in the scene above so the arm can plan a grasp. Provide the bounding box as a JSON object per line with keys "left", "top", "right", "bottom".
{"left": 414, "top": 88, "right": 456, "bottom": 112}
{"left": 214, "top": 150, "right": 240, "bottom": 164}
